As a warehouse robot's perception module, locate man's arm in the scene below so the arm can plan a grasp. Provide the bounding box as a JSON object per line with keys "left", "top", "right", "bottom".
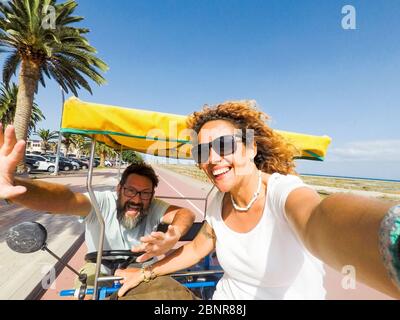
{"left": 0, "top": 124, "right": 91, "bottom": 217}
{"left": 161, "top": 205, "right": 196, "bottom": 239}
{"left": 10, "top": 177, "right": 92, "bottom": 216}
{"left": 132, "top": 205, "right": 195, "bottom": 262}
{"left": 285, "top": 187, "right": 400, "bottom": 299}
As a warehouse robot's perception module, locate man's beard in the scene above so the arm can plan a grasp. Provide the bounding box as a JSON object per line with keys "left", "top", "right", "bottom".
{"left": 116, "top": 198, "right": 146, "bottom": 230}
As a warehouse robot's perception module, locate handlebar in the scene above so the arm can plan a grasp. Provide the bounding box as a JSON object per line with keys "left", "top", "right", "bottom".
{"left": 60, "top": 277, "right": 123, "bottom": 298}
{"left": 60, "top": 287, "right": 120, "bottom": 297}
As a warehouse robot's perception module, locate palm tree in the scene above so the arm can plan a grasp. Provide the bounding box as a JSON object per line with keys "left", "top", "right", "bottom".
{"left": 49, "top": 140, "right": 57, "bottom": 153}
{"left": 35, "top": 128, "right": 58, "bottom": 154}
{"left": 61, "top": 133, "right": 91, "bottom": 157}
{"left": 122, "top": 150, "right": 143, "bottom": 164}
{"left": 71, "top": 134, "right": 89, "bottom": 157}
{"left": 0, "top": 82, "right": 45, "bottom": 136}
{"left": 96, "top": 143, "right": 116, "bottom": 167}
{"left": 61, "top": 132, "right": 75, "bottom": 156}
{"left": 0, "top": 0, "right": 108, "bottom": 148}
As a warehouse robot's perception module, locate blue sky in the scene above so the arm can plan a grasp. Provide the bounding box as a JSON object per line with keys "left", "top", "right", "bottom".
{"left": 5, "top": 0, "right": 400, "bottom": 179}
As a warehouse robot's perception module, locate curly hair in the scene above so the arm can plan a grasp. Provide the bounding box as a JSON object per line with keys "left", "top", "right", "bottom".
{"left": 187, "top": 100, "right": 298, "bottom": 175}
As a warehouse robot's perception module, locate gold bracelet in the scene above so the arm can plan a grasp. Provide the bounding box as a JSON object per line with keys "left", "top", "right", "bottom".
{"left": 141, "top": 267, "right": 150, "bottom": 283}
{"left": 141, "top": 265, "right": 156, "bottom": 283}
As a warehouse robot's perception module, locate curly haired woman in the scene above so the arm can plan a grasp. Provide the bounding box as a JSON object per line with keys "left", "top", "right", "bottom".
{"left": 117, "top": 101, "right": 400, "bottom": 300}
{"left": 118, "top": 100, "right": 400, "bottom": 300}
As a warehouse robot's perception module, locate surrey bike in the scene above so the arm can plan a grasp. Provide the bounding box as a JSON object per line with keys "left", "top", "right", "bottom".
{"left": 6, "top": 97, "right": 330, "bottom": 300}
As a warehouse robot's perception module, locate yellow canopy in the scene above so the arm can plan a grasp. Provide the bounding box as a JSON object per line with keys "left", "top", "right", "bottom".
{"left": 61, "top": 97, "right": 331, "bottom": 161}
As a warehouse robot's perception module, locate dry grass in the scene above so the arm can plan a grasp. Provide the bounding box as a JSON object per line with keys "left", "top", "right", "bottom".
{"left": 300, "top": 175, "right": 400, "bottom": 195}
{"left": 159, "top": 164, "right": 400, "bottom": 202}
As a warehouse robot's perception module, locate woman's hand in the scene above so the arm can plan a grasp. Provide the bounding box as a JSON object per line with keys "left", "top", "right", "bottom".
{"left": 115, "top": 268, "right": 143, "bottom": 297}
{"left": 0, "top": 124, "right": 27, "bottom": 200}
{"left": 131, "top": 225, "right": 182, "bottom": 263}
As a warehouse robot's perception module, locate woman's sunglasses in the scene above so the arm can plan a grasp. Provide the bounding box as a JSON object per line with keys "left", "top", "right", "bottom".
{"left": 191, "top": 134, "right": 243, "bottom": 164}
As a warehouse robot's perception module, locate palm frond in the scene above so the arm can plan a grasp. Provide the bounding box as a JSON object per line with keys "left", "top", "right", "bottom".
{"left": 0, "top": 0, "right": 108, "bottom": 96}
{"left": 0, "top": 82, "right": 44, "bottom": 135}
{"left": 2, "top": 50, "right": 21, "bottom": 85}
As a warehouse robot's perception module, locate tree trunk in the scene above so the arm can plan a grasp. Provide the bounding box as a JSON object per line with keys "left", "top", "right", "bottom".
{"left": 41, "top": 142, "right": 46, "bottom": 154}
{"left": 64, "top": 142, "right": 70, "bottom": 156}
{"left": 50, "top": 142, "right": 57, "bottom": 154}
{"left": 14, "top": 59, "right": 40, "bottom": 173}
{"left": 100, "top": 151, "right": 106, "bottom": 167}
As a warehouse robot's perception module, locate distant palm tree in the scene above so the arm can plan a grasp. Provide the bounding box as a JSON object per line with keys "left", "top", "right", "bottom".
{"left": 122, "top": 150, "right": 143, "bottom": 165}
{"left": 96, "top": 143, "right": 116, "bottom": 167}
{"left": 49, "top": 140, "right": 58, "bottom": 154}
{"left": 61, "top": 132, "right": 75, "bottom": 156}
{"left": 0, "top": 0, "right": 108, "bottom": 151}
{"left": 35, "top": 128, "right": 58, "bottom": 154}
{"left": 71, "top": 134, "right": 90, "bottom": 157}
{"left": 61, "top": 133, "right": 91, "bottom": 156}
{"left": 0, "top": 83, "right": 45, "bottom": 136}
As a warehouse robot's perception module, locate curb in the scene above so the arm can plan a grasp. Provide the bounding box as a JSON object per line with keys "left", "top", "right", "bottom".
{"left": 25, "top": 233, "right": 85, "bottom": 300}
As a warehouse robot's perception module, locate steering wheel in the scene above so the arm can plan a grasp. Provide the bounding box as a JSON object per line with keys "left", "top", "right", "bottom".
{"left": 85, "top": 250, "right": 145, "bottom": 271}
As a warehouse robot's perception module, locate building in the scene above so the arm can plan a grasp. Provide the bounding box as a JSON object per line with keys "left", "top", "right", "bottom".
{"left": 26, "top": 139, "right": 86, "bottom": 156}
{"left": 26, "top": 140, "right": 43, "bottom": 154}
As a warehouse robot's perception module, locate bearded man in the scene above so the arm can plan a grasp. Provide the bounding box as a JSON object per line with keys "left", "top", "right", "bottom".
{"left": 81, "top": 162, "right": 195, "bottom": 285}
{"left": 0, "top": 125, "right": 195, "bottom": 290}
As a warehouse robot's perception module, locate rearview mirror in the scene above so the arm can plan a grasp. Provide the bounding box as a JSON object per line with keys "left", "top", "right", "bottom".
{"left": 6, "top": 222, "right": 47, "bottom": 254}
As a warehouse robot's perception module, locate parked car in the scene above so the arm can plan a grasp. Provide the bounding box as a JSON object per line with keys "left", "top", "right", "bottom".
{"left": 69, "top": 158, "right": 89, "bottom": 170}
{"left": 80, "top": 157, "right": 100, "bottom": 167}
{"left": 44, "top": 156, "right": 73, "bottom": 171}
{"left": 104, "top": 160, "right": 113, "bottom": 167}
{"left": 25, "top": 156, "right": 40, "bottom": 173}
{"left": 26, "top": 154, "right": 47, "bottom": 163}
{"left": 60, "top": 156, "right": 79, "bottom": 170}
{"left": 26, "top": 154, "right": 56, "bottom": 173}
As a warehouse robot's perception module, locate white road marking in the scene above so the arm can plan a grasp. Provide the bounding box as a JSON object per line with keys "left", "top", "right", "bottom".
{"left": 158, "top": 173, "right": 204, "bottom": 216}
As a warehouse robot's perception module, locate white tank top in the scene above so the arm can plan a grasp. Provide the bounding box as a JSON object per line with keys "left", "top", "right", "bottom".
{"left": 206, "top": 173, "right": 326, "bottom": 300}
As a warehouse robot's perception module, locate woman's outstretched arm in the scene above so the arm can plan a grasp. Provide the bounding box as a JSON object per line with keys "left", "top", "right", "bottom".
{"left": 286, "top": 188, "right": 400, "bottom": 299}
{"left": 115, "top": 221, "right": 216, "bottom": 297}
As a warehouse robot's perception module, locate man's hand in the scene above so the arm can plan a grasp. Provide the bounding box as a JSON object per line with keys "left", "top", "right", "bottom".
{"left": 0, "top": 124, "right": 27, "bottom": 200}
{"left": 132, "top": 224, "right": 182, "bottom": 263}
{"left": 115, "top": 268, "right": 143, "bottom": 297}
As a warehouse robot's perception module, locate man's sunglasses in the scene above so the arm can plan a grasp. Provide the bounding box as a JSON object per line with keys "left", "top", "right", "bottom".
{"left": 122, "top": 186, "right": 154, "bottom": 200}
{"left": 191, "top": 134, "right": 243, "bottom": 164}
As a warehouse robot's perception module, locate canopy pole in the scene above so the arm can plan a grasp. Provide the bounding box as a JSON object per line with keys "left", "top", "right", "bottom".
{"left": 54, "top": 87, "right": 66, "bottom": 176}
{"left": 118, "top": 145, "right": 123, "bottom": 181}
{"left": 86, "top": 139, "right": 105, "bottom": 300}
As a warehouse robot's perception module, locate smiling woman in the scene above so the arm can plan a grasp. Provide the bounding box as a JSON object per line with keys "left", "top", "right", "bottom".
{"left": 116, "top": 100, "right": 400, "bottom": 300}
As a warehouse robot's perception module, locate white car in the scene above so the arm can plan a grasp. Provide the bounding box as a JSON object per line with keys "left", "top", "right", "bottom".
{"left": 26, "top": 154, "right": 56, "bottom": 173}
{"left": 104, "top": 160, "right": 113, "bottom": 167}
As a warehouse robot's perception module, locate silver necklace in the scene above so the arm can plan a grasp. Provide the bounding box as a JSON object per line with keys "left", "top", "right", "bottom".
{"left": 230, "top": 170, "right": 262, "bottom": 212}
